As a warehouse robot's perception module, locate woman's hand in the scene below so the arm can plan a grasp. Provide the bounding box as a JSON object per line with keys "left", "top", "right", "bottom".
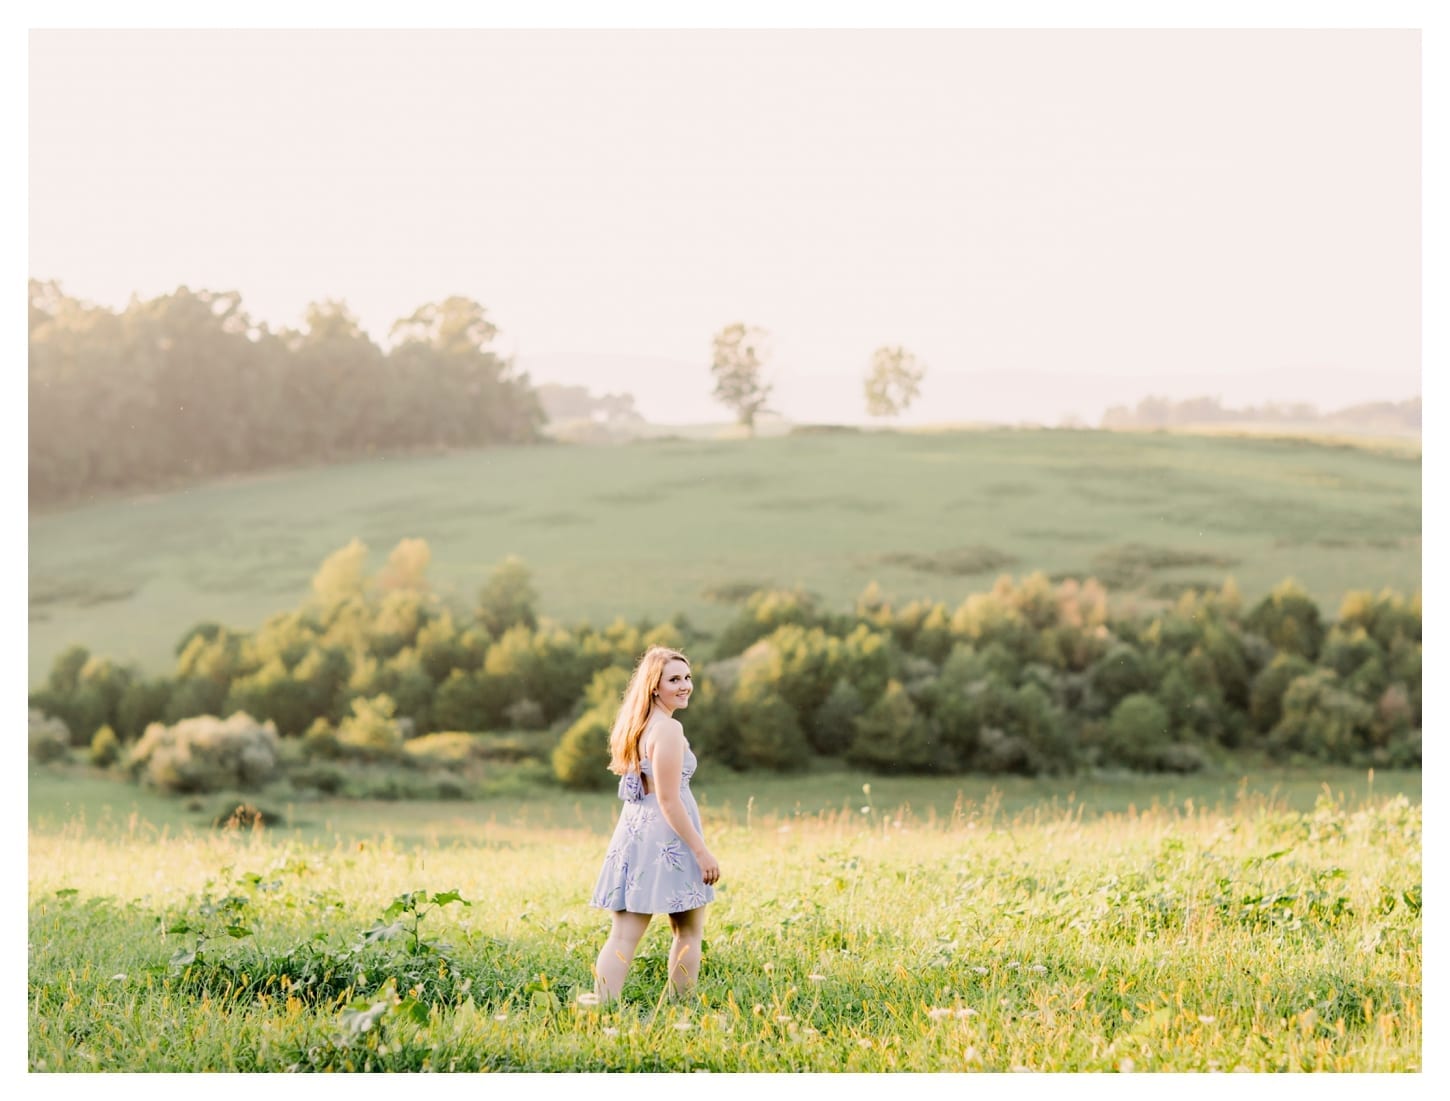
{"left": 695, "top": 847, "right": 721, "bottom": 886}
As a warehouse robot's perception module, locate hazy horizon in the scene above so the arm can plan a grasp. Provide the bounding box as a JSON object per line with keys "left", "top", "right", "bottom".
{"left": 28, "top": 28, "right": 1421, "bottom": 428}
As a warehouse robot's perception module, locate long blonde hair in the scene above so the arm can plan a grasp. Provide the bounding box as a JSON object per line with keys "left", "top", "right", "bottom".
{"left": 607, "top": 646, "right": 689, "bottom": 775}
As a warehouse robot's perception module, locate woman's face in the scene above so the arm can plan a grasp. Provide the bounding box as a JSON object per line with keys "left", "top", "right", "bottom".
{"left": 654, "top": 658, "right": 693, "bottom": 712}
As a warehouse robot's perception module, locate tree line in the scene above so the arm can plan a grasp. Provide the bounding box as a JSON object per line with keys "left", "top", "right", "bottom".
{"left": 29, "top": 538, "right": 1421, "bottom": 793}
{"left": 28, "top": 281, "right": 545, "bottom": 506}
{"left": 1100, "top": 394, "right": 1421, "bottom": 433}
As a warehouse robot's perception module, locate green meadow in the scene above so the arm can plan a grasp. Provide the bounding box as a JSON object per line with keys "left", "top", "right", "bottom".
{"left": 28, "top": 427, "right": 1421, "bottom": 686}
{"left": 28, "top": 764, "right": 1420, "bottom": 1072}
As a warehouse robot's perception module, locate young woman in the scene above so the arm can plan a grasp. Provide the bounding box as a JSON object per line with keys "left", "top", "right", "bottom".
{"left": 589, "top": 646, "right": 721, "bottom": 1002}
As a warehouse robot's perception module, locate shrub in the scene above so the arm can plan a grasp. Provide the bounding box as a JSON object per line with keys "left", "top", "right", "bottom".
{"left": 811, "top": 678, "right": 865, "bottom": 757}
{"left": 1101, "top": 693, "right": 1172, "bottom": 771}
{"left": 89, "top": 724, "right": 121, "bottom": 767}
{"left": 552, "top": 708, "right": 613, "bottom": 790}
{"left": 476, "top": 555, "right": 539, "bottom": 639}
{"left": 846, "top": 680, "right": 948, "bottom": 774}
{"left": 403, "top": 731, "right": 483, "bottom": 767}
{"left": 128, "top": 712, "right": 281, "bottom": 793}
{"left": 336, "top": 694, "right": 404, "bottom": 760}
{"left": 731, "top": 665, "right": 812, "bottom": 770}
{"left": 714, "top": 587, "right": 823, "bottom": 659}
{"left": 503, "top": 697, "right": 547, "bottom": 731}
{"left": 1151, "top": 742, "right": 1209, "bottom": 773}
{"left": 1268, "top": 670, "right": 1374, "bottom": 763}
{"left": 1245, "top": 579, "right": 1325, "bottom": 659}
{"left": 1248, "top": 653, "right": 1314, "bottom": 734}
{"left": 1087, "top": 643, "right": 1155, "bottom": 713}
{"left": 29, "top": 709, "right": 71, "bottom": 763}
{"left": 301, "top": 717, "right": 342, "bottom": 760}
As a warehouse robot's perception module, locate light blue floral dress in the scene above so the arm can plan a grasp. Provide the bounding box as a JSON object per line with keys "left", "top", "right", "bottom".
{"left": 590, "top": 746, "right": 716, "bottom": 914}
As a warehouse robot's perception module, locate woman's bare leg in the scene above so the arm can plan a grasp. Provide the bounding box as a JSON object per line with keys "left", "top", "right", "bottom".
{"left": 666, "top": 907, "right": 707, "bottom": 997}
{"left": 594, "top": 910, "right": 652, "bottom": 1002}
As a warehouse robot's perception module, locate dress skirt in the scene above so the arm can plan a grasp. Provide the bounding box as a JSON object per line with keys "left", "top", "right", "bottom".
{"left": 590, "top": 752, "right": 715, "bottom": 914}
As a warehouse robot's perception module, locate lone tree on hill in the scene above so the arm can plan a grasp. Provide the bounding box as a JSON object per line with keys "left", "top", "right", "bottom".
{"left": 710, "top": 322, "right": 773, "bottom": 434}
{"left": 864, "top": 345, "right": 925, "bottom": 420}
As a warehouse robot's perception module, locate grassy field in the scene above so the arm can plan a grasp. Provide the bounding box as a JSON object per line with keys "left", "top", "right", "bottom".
{"left": 27, "top": 765, "right": 1421, "bottom": 1072}
{"left": 27, "top": 427, "right": 1421, "bottom": 686}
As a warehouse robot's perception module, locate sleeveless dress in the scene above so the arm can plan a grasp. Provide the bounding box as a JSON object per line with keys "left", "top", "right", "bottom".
{"left": 590, "top": 745, "right": 716, "bottom": 914}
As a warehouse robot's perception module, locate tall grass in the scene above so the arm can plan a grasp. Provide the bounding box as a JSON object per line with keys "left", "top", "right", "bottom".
{"left": 28, "top": 771, "right": 1420, "bottom": 1072}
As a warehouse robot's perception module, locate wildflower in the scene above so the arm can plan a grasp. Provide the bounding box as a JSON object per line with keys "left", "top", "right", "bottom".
{"left": 674, "top": 1020, "right": 693, "bottom": 1031}
{"left": 956, "top": 1007, "right": 978, "bottom": 1018}
{"left": 1119, "top": 1057, "right": 1136, "bottom": 1073}
{"left": 576, "top": 992, "right": 601, "bottom": 1007}
{"left": 603, "top": 1027, "right": 619, "bottom": 1037}
{"left": 861, "top": 807, "right": 871, "bottom": 814}
{"left": 1198, "top": 1015, "right": 1216, "bottom": 1024}
{"left": 763, "top": 962, "right": 774, "bottom": 973}
{"left": 1007, "top": 961, "right": 1021, "bottom": 970}
{"left": 858, "top": 1038, "right": 873, "bottom": 1049}
{"left": 808, "top": 973, "right": 826, "bottom": 982}
{"left": 111, "top": 973, "right": 127, "bottom": 981}
{"left": 862, "top": 784, "right": 871, "bottom": 796}
{"left": 1030, "top": 964, "right": 1047, "bottom": 974}
{"left": 972, "top": 966, "right": 988, "bottom": 975}
{"left": 494, "top": 1013, "right": 509, "bottom": 1022}
{"left": 776, "top": 1014, "right": 792, "bottom": 1023}
{"left": 928, "top": 1007, "right": 953, "bottom": 1020}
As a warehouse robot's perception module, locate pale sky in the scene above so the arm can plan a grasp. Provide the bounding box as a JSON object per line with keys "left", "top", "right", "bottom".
{"left": 25, "top": 19, "right": 1429, "bottom": 425}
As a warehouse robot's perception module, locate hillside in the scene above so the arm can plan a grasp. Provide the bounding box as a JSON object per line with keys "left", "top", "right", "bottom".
{"left": 28, "top": 427, "right": 1421, "bottom": 686}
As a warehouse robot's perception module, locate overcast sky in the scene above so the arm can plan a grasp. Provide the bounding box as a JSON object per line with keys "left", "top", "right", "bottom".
{"left": 26, "top": 20, "right": 1428, "bottom": 424}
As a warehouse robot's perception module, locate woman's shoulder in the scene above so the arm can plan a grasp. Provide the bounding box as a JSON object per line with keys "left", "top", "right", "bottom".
{"left": 642, "top": 715, "right": 685, "bottom": 755}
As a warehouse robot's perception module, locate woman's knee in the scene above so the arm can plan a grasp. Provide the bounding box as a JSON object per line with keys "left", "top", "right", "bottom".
{"left": 668, "top": 907, "right": 706, "bottom": 938}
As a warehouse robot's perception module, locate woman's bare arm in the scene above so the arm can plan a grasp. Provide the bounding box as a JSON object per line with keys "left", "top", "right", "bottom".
{"left": 648, "top": 720, "right": 720, "bottom": 884}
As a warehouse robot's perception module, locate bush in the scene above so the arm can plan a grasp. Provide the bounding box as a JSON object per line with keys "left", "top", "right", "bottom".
{"left": 1101, "top": 693, "right": 1172, "bottom": 771}
{"left": 1269, "top": 670, "right": 1374, "bottom": 763}
{"left": 731, "top": 664, "right": 812, "bottom": 770}
{"left": 1245, "top": 579, "right": 1325, "bottom": 660}
{"left": 476, "top": 556, "right": 539, "bottom": 639}
{"left": 301, "top": 717, "right": 342, "bottom": 760}
{"left": 402, "top": 731, "right": 483, "bottom": 766}
{"left": 846, "top": 680, "right": 947, "bottom": 774}
{"left": 552, "top": 708, "right": 613, "bottom": 790}
{"left": 89, "top": 724, "right": 122, "bottom": 767}
{"left": 811, "top": 678, "right": 865, "bottom": 756}
{"left": 128, "top": 712, "right": 281, "bottom": 793}
{"left": 503, "top": 697, "right": 547, "bottom": 731}
{"left": 1087, "top": 643, "right": 1155, "bottom": 712}
{"left": 29, "top": 709, "right": 71, "bottom": 763}
{"left": 1248, "top": 652, "right": 1314, "bottom": 734}
{"left": 336, "top": 694, "right": 404, "bottom": 760}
